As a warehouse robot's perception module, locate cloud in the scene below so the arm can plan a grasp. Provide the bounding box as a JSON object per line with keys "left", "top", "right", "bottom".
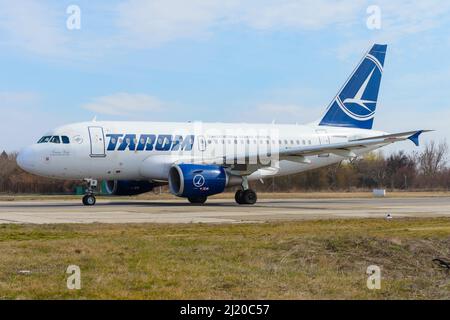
{"left": 81, "top": 92, "right": 167, "bottom": 116}
{"left": 0, "top": 0, "right": 68, "bottom": 56}
{"left": 115, "top": 0, "right": 450, "bottom": 49}
{"left": 377, "top": 1, "right": 450, "bottom": 37}
{"left": 115, "top": 0, "right": 365, "bottom": 47}
{"left": 336, "top": 0, "right": 450, "bottom": 59}
{"left": 115, "top": 0, "right": 237, "bottom": 47}
{"left": 240, "top": 0, "right": 364, "bottom": 31}
{"left": 2, "top": 0, "right": 450, "bottom": 58}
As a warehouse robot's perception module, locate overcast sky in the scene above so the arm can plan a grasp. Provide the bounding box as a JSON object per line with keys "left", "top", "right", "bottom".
{"left": 1, "top": 0, "right": 449, "bottom": 153}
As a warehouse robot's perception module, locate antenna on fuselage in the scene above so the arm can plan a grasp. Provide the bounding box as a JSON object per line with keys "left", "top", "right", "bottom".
{"left": 92, "top": 116, "right": 97, "bottom": 122}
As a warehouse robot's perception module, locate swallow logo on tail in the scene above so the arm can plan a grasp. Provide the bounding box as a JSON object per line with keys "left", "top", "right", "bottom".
{"left": 319, "top": 44, "right": 387, "bottom": 129}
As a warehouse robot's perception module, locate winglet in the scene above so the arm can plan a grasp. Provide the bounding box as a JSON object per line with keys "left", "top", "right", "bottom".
{"left": 408, "top": 130, "right": 429, "bottom": 146}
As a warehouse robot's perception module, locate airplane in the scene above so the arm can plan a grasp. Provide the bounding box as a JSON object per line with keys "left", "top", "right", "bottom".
{"left": 16, "top": 44, "right": 430, "bottom": 206}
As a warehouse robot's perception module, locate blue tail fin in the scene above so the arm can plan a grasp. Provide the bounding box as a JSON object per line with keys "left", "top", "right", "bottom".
{"left": 319, "top": 44, "right": 387, "bottom": 129}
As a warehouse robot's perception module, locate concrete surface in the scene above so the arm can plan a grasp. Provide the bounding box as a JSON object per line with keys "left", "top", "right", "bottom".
{"left": 1, "top": 197, "right": 450, "bottom": 224}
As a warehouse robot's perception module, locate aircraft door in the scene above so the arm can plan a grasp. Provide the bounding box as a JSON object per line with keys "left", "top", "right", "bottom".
{"left": 316, "top": 129, "right": 330, "bottom": 145}
{"left": 197, "top": 135, "right": 207, "bottom": 161}
{"left": 315, "top": 129, "right": 330, "bottom": 157}
{"left": 198, "top": 135, "right": 207, "bottom": 152}
{"left": 88, "top": 126, "right": 106, "bottom": 157}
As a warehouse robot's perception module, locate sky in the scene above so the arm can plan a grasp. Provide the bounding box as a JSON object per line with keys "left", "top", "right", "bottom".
{"left": 1, "top": 0, "right": 450, "bottom": 153}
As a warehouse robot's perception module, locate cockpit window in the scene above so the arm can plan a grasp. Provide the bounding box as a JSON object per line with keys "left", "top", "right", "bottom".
{"left": 37, "top": 135, "right": 70, "bottom": 144}
{"left": 49, "top": 136, "right": 61, "bottom": 144}
{"left": 61, "top": 136, "right": 70, "bottom": 144}
{"left": 37, "top": 136, "right": 51, "bottom": 143}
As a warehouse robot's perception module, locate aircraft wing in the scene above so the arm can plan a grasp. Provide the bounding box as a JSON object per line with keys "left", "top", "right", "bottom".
{"left": 279, "top": 129, "right": 432, "bottom": 158}
{"left": 191, "top": 130, "right": 431, "bottom": 174}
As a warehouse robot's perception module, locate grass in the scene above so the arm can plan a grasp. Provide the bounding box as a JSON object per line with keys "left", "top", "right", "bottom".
{"left": 0, "top": 218, "right": 449, "bottom": 299}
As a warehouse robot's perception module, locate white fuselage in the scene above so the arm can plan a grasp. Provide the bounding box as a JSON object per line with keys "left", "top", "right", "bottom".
{"left": 17, "top": 121, "right": 386, "bottom": 183}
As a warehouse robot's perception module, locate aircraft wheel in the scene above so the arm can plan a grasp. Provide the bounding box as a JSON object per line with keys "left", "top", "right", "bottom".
{"left": 188, "top": 196, "right": 207, "bottom": 204}
{"left": 82, "top": 194, "right": 96, "bottom": 206}
{"left": 235, "top": 190, "right": 244, "bottom": 204}
{"left": 241, "top": 189, "right": 257, "bottom": 205}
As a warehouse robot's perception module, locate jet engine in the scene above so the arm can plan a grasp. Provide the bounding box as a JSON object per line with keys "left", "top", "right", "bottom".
{"left": 168, "top": 164, "right": 241, "bottom": 199}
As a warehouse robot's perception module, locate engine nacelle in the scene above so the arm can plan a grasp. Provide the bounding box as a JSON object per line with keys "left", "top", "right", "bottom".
{"left": 104, "top": 180, "right": 154, "bottom": 196}
{"left": 168, "top": 164, "right": 241, "bottom": 198}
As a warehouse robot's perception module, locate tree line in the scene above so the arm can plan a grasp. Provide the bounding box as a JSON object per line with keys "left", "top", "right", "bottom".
{"left": 255, "top": 140, "right": 449, "bottom": 192}
{"left": 0, "top": 140, "right": 448, "bottom": 194}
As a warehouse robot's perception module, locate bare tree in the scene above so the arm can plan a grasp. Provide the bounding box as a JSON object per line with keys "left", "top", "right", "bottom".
{"left": 385, "top": 151, "right": 417, "bottom": 189}
{"left": 419, "top": 141, "right": 448, "bottom": 177}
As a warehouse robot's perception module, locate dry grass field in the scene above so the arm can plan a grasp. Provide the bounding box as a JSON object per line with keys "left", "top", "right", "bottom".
{"left": 0, "top": 218, "right": 449, "bottom": 299}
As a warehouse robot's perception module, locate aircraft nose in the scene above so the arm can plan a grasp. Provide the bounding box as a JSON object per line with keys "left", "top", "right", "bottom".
{"left": 17, "top": 146, "right": 38, "bottom": 172}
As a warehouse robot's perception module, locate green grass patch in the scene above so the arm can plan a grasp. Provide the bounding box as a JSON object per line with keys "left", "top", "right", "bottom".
{"left": 0, "top": 218, "right": 449, "bottom": 299}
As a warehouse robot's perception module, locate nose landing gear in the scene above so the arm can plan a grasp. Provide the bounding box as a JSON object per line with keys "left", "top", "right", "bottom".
{"left": 235, "top": 177, "right": 257, "bottom": 205}
{"left": 82, "top": 194, "right": 96, "bottom": 206}
{"left": 82, "top": 179, "right": 97, "bottom": 206}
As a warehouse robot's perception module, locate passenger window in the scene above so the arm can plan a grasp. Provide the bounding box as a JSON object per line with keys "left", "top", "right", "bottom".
{"left": 61, "top": 136, "right": 70, "bottom": 144}
{"left": 50, "top": 136, "right": 60, "bottom": 144}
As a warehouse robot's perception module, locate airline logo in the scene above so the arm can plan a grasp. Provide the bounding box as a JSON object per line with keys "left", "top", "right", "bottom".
{"left": 193, "top": 174, "right": 205, "bottom": 188}
{"left": 336, "top": 55, "right": 382, "bottom": 122}
{"left": 106, "top": 134, "right": 195, "bottom": 151}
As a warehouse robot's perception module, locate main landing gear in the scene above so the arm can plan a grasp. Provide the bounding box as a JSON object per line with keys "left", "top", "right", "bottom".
{"left": 82, "top": 179, "right": 97, "bottom": 206}
{"left": 235, "top": 177, "right": 257, "bottom": 205}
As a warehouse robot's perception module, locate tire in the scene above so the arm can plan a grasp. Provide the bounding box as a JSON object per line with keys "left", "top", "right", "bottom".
{"left": 82, "top": 194, "right": 96, "bottom": 206}
{"left": 188, "top": 196, "right": 207, "bottom": 204}
{"left": 235, "top": 190, "right": 244, "bottom": 204}
{"left": 242, "top": 189, "right": 257, "bottom": 205}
